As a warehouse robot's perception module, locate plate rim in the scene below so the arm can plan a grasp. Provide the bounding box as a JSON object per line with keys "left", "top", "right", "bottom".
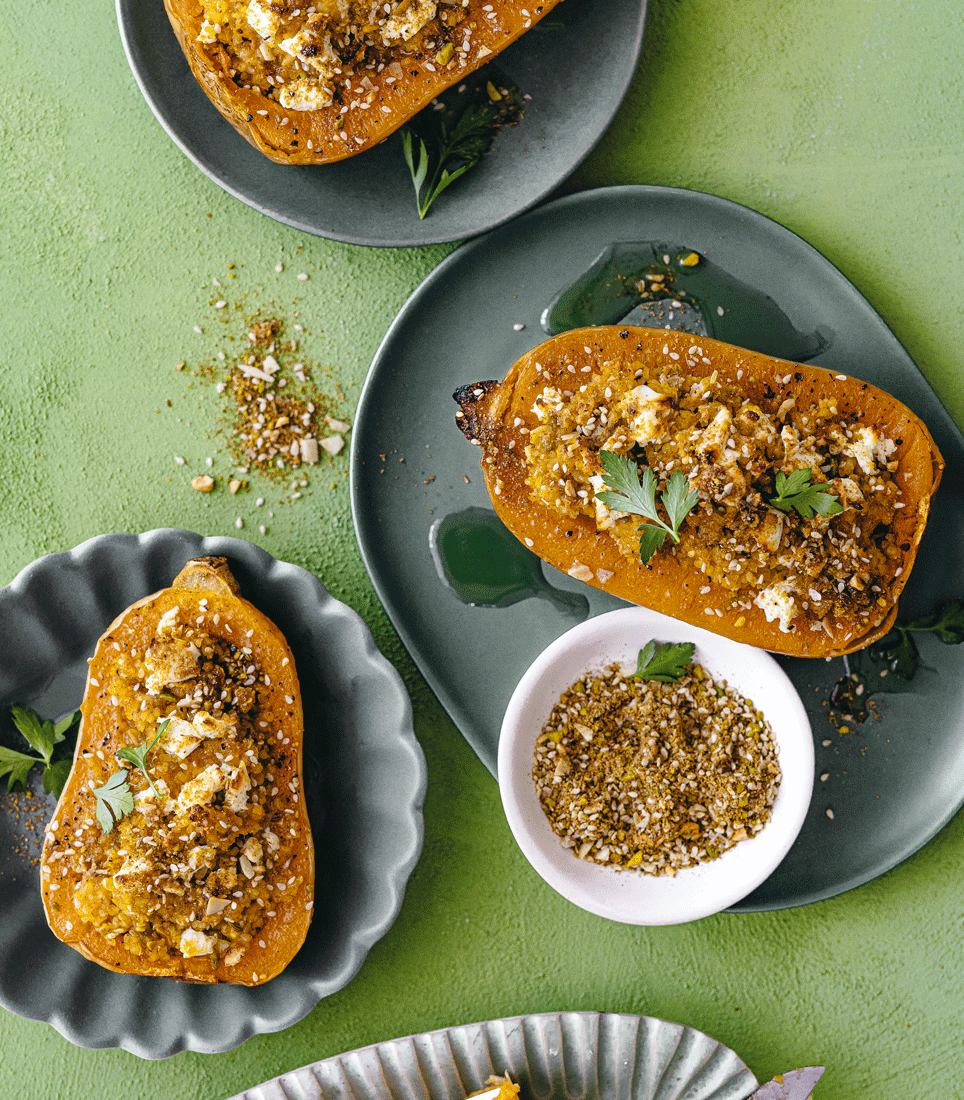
{"left": 0, "top": 528, "right": 426, "bottom": 1058}
{"left": 224, "top": 1009, "right": 759, "bottom": 1100}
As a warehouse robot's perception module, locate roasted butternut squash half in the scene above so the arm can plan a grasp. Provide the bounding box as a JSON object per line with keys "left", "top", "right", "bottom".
{"left": 164, "top": 0, "right": 564, "bottom": 164}
{"left": 455, "top": 326, "right": 944, "bottom": 658}
{"left": 40, "top": 557, "right": 313, "bottom": 985}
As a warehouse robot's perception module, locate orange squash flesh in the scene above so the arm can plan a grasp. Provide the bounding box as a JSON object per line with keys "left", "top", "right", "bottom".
{"left": 455, "top": 326, "right": 944, "bottom": 659}
{"left": 164, "top": 0, "right": 565, "bottom": 165}
{"left": 40, "top": 557, "right": 314, "bottom": 985}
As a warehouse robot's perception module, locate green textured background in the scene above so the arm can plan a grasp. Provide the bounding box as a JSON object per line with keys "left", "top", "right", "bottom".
{"left": 2, "top": 1, "right": 962, "bottom": 1097}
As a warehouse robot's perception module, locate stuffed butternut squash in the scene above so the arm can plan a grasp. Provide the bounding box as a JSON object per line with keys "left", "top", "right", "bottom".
{"left": 40, "top": 557, "right": 313, "bottom": 986}
{"left": 164, "top": 0, "right": 564, "bottom": 165}
{"left": 455, "top": 326, "right": 944, "bottom": 658}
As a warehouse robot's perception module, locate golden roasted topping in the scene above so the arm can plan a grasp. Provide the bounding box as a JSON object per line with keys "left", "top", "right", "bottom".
{"left": 197, "top": 0, "right": 444, "bottom": 112}
{"left": 524, "top": 354, "right": 902, "bottom": 636}
{"left": 41, "top": 558, "right": 313, "bottom": 985}
{"left": 455, "top": 327, "right": 944, "bottom": 658}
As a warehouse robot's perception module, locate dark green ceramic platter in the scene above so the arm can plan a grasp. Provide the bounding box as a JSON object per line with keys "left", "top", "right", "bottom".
{"left": 117, "top": 0, "right": 646, "bottom": 247}
{"left": 350, "top": 185, "right": 964, "bottom": 912}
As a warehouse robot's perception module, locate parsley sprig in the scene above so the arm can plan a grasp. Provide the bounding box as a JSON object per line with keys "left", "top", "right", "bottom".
{"left": 93, "top": 718, "right": 170, "bottom": 833}
{"left": 401, "top": 76, "right": 524, "bottom": 218}
{"left": 630, "top": 640, "right": 696, "bottom": 683}
{"left": 874, "top": 599, "right": 964, "bottom": 680}
{"left": 596, "top": 450, "right": 699, "bottom": 564}
{"left": 0, "top": 706, "right": 81, "bottom": 797}
{"left": 92, "top": 769, "right": 135, "bottom": 835}
{"left": 769, "top": 468, "right": 843, "bottom": 519}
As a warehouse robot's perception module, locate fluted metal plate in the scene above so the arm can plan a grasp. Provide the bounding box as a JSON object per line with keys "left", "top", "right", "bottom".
{"left": 0, "top": 530, "right": 426, "bottom": 1058}
{"left": 228, "top": 1012, "right": 757, "bottom": 1100}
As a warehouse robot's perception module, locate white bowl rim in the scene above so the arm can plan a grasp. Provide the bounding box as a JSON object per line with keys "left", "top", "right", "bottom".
{"left": 498, "top": 606, "right": 814, "bottom": 925}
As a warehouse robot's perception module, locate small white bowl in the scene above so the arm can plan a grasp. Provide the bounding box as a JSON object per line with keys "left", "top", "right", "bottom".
{"left": 498, "top": 606, "right": 814, "bottom": 925}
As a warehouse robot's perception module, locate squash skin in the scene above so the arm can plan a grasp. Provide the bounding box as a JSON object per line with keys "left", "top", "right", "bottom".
{"left": 39, "top": 557, "right": 314, "bottom": 986}
{"left": 163, "top": 0, "right": 565, "bottom": 165}
{"left": 455, "top": 326, "right": 944, "bottom": 659}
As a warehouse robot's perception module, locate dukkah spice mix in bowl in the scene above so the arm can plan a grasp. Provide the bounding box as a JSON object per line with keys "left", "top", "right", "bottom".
{"left": 498, "top": 606, "right": 814, "bottom": 924}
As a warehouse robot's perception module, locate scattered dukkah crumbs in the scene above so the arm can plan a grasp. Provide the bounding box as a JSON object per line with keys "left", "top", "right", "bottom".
{"left": 532, "top": 662, "right": 781, "bottom": 874}
{"left": 198, "top": 315, "right": 350, "bottom": 478}
{"left": 2, "top": 784, "right": 54, "bottom": 866}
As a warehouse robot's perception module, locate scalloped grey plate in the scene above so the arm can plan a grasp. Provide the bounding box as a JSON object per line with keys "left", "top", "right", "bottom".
{"left": 115, "top": 0, "right": 647, "bottom": 247}
{"left": 226, "top": 1011, "right": 757, "bottom": 1100}
{"left": 0, "top": 530, "right": 426, "bottom": 1059}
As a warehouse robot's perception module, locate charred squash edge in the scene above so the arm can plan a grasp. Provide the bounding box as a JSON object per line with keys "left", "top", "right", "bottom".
{"left": 163, "top": 0, "right": 564, "bottom": 165}
{"left": 39, "top": 556, "right": 314, "bottom": 986}
{"left": 455, "top": 326, "right": 944, "bottom": 659}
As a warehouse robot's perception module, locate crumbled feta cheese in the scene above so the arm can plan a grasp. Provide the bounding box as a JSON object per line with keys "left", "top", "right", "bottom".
{"left": 278, "top": 30, "right": 338, "bottom": 77}
{"left": 754, "top": 581, "right": 798, "bottom": 632}
{"left": 223, "top": 760, "right": 252, "bottom": 813}
{"left": 589, "top": 473, "right": 627, "bottom": 530}
{"left": 133, "top": 777, "right": 174, "bottom": 816}
{"left": 843, "top": 426, "right": 895, "bottom": 476}
{"left": 162, "top": 717, "right": 203, "bottom": 760}
{"left": 320, "top": 434, "right": 344, "bottom": 455}
{"left": 278, "top": 78, "right": 333, "bottom": 111}
{"left": 177, "top": 764, "right": 225, "bottom": 812}
{"left": 192, "top": 710, "right": 238, "bottom": 740}
{"left": 179, "top": 927, "right": 217, "bottom": 958}
{"left": 197, "top": 19, "right": 219, "bottom": 44}
{"left": 380, "top": 0, "right": 436, "bottom": 44}
{"left": 112, "top": 855, "right": 153, "bottom": 886}
{"left": 246, "top": 0, "right": 280, "bottom": 40}
{"left": 780, "top": 423, "right": 822, "bottom": 470}
{"left": 621, "top": 384, "right": 672, "bottom": 445}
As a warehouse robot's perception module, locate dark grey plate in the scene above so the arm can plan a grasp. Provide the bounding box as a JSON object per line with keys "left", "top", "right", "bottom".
{"left": 0, "top": 530, "right": 426, "bottom": 1058}
{"left": 350, "top": 184, "right": 964, "bottom": 912}
{"left": 225, "top": 1011, "right": 757, "bottom": 1100}
{"left": 115, "top": 0, "right": 646, "bottom": 247}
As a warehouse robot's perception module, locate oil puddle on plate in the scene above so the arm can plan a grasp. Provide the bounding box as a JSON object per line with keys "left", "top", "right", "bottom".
{"left": 430, "top": 507, "right": 589, "bottom": 619}
{"left": 541, "top": 241, "right": 833, "bottom": 362}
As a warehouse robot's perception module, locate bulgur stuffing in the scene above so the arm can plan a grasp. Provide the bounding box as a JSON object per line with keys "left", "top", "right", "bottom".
{"left": 196, "top": 0, "right": 473, "bottom": 114}
{"left": 532, "top": 662, "right": 781, "bottom": 874}
{"left": 42, "top": 603, "right": 304, "bottom": 968}
{"left": 524, "top": 351, "right": 904, "bottom": 637}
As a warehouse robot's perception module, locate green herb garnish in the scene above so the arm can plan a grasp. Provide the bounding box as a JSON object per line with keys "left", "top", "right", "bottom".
{"left": 769, "top": 468, "right": 843, "bottom": 519}
{"left": 116, "top": 718, "right": 170, "bottom": 798}
{"left": 401, "top": 75, "right": 524, "bottom": 218}
{"left": 93, "top": 718, "right": 172, "bottom": 833}
{"left": 0, "top": 706, "right": 80, "bottom": 797}
{"left": 630, "top": 640, "right": 697, "bottom": 683}
{"left": 596, "top": 450, "right": 699, "bottom": 564}
{"left": 92, "top": 769, "right": 136, "bottom": 835}
{"left": 875, "top": 598, "right": 964, "bottom": 680}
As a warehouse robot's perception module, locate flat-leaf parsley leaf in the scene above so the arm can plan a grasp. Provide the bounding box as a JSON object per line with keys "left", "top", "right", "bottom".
{"left": 596, "top": 451, "right": 699, "bottom": 564}
{"left": 0, "top": 706, "right": 81, "bottom": 796}
{"left": 630, "top": 640, "right": 696, "bottom": 683}
{"left": 116, "top": 717, "right": 170, "bottom": 799}
{"left": 875, "top": 598, "right": 964, "bottom": 680}
{"left": 93, "top": 769, "right": 135, "bottom": 835}
{"left": 401, "top": 75, "right": 524, "bottom": 218}
{"left": 769, "top": 468, "right": 843, "bottom": 519}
